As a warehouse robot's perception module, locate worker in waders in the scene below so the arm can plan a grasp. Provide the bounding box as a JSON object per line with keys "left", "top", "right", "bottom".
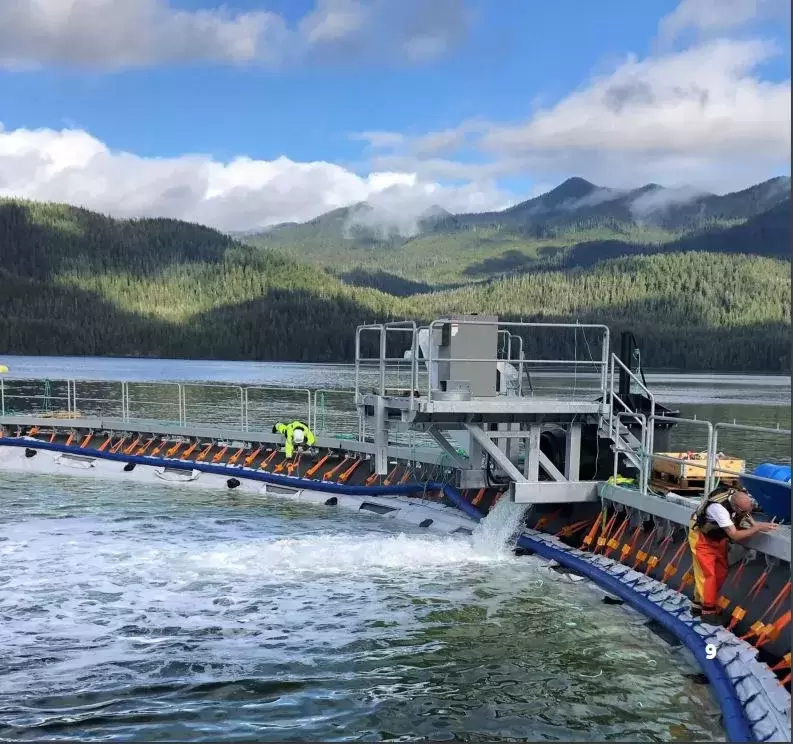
{"left": 688, "top": 487, "right": 776, "bottom": 623}
{"left": 272, "top": 421, "right": 315, "bottom": 458}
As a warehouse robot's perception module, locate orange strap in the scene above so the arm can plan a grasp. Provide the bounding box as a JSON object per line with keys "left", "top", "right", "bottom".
{"left": 383, "top": 464, "right": 400, "bottom": 486}
{"left": 471, "top": 488, "right": 487, "bottom": 507}
{"left": 122, "top": 435, "right": 142, "bottom": 454}
{"left": 243, "top": 446, "right": 263, "bottom": 467}
{"left": 756, "top": 610, "right": 792, "bottom": 648}
{"left": 661, "top": 541, "right": 689, "bottom": 583}
{"left": 771, "top": 652, "right": 791, "bottom": 672}
{"left": 136, "top": 438, "right": 154, "bottom": 455}
{"left": 196, "top": 443, "right": 213, "bottom": 461}
{"left": 632, "top": 527, "right": 657, "bottom": 569}
{"left": 339, "top": 458, "right": 364, "bottom": 483}
{"left": 747, "top": 570, "right": 770, "bottom": 601}
{"left": 212, "top": 446, "right": 229, "bottom": 464}
{"left": 110, "top": 437, "right": 127, "bottom": 454}
{"left": 605, "top": 518, "right": 630, "bottom": 557}
{"left": 724, "top": 558, "right": 748, "bottom": 588}
{"left": 180, "top": 441, "right": 199, "bottom": 460}
{"left": 535, "top": 509, "right": 562, "bottom": 531}
{"left": 582, "top": 513, "right": 603, "bottom": 550}
{"left": 287, "top": 453, "right": 303, "bottom": 476}
{"left": 620, "top": 525, "right": 643, "bottom": 563}
{"left": 306, "top": 454, "right": 330, "bottom": 478}
{"left": 594, "top": 513, "right": 618, "bottom": 554}
{"left": 556, "top": 518, "right": 595, "bottom": 539}
{"left": 259, "top": 449, "right": 278, "bottom": 471}
{"left": 324, "top": 456, "right": 351, "bottom": 482}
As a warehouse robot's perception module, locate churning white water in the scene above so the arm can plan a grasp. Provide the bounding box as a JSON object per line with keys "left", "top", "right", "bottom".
{"left": 0, "top": 474, "right": 724, "bottom": 742}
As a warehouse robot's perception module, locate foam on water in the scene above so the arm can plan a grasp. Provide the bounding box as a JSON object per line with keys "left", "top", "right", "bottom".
{"left": 0, "top": 475, "right": 725, "bottom": 741}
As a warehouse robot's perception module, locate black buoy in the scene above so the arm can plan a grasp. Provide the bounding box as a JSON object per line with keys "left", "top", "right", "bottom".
{"left": 123, "top": 462, "right": 136, "bottom": 472}
{"left": 324, "top": 497, "right": 338, "bottom": 506}
{"left": 227, "top": 478, "right": 241, "bottom": 489}
{"left": 24, "top": 448, "right": 37, "bottom": 458}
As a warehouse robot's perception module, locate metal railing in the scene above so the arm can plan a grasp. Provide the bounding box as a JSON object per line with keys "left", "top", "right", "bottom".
{"left": 606, "top": 362, "right": 791, "bottom": 510}
{"left": 354, "top": 318, "right": 610, "bottom": 404}
{"left": 0, "top": 377, "right": 358, "bottom": 438}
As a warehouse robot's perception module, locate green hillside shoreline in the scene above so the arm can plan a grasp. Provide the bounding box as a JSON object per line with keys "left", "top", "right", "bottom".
{"left": 0, "top": 176, "right": 790, "bottom": 373}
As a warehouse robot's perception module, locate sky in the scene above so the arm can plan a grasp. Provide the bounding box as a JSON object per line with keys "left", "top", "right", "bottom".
{"left": 0, "top": 0, "right": 789, "bottom": 232}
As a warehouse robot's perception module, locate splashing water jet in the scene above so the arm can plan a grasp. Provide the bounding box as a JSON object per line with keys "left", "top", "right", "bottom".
{"left": 470, "top": 494, "right": 529, "bottom": 557}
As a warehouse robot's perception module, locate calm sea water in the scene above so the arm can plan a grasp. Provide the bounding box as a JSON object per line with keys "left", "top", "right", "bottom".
{"left": 0, "top": 356, "right": 789, "bottom": 741}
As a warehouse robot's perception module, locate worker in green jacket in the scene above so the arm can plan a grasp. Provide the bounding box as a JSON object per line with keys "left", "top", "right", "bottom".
{"left": 272, "top": 420, "right": 316, "bottom": 458}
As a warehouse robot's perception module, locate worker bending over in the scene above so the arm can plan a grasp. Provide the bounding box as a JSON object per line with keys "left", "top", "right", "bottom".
{"left": 688, "top": 486, "right": 776, "bottom": 623}
{"left": 272, "top": 420, "right": 316, "bottom": 458}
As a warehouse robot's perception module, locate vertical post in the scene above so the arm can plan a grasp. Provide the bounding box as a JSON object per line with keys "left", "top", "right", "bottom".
{"left": 374, "top": 396, "right": 388, "bottom": 475}
{"left": 121, "top": 382, "right": 127, "bottom": 422}
{"left": 1, "top": 377, "right": 4, "bottom": 416}
{"left": 601, "top": 330, "right": 610, "bottom": 409}
{"left": 565, "top": 422, "right": 581, "bottom": 481}
{"left": 410, "top": 326, "right": 418, "bottom": 401}
{"left": 704, "top": 422, "right": 715, "bottom": 495}
{"left": 179, "top": 384, "right": 186, "bottom": 427}
{"left": 525, "top": 424, "right": 541, "bottom": 481}
{"left": 379, "top": 326, "right": 386, "bottom": 396}
{"left": 354, "top": 327, "right": 361, "bottom": 406}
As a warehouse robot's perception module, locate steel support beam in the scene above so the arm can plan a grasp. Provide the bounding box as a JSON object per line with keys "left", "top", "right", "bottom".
{"left": 565, "top": 422, "right": 581, "bottom": 480}
{"left": 538, "top": 450, "right": 566, "bottom": 482}
{"left": 512, "top": 481, "right": 599, "bottom": 503}
{"left": 465, "top": 423, "right": 527, "bottom": 483}
{"left": 427, "top": 426, "right": 471, "bottom": 470}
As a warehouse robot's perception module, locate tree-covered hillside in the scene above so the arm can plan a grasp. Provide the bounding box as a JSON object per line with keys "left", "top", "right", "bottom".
{"left": 0, "top": 195, "right": 790, "bottom": 371}
{"left": 244, "top": 176, "right": 791, "bottom": 287}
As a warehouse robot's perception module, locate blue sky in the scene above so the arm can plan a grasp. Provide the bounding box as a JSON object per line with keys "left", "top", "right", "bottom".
{"left": 0, "top": 0, "right": 789, "bottom": 230}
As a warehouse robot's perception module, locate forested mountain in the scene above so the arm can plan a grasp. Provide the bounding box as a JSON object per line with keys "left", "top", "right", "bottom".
{"left": 0, "top": 192, "right": 790, "bottom": 371}
{"left": 245, "top": 176, "right": 791, "bottom": 286}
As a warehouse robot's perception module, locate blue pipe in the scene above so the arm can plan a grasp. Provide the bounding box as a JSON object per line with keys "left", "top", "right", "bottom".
{"left": 0, "top": 436, "right": 753, "bottom": 741}
{"left": 0, "top": 437, "right": 479, "bottom": 514}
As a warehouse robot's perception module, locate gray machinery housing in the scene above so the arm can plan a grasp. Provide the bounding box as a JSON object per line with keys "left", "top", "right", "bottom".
{"left": 433, "top": 314, "right": 498, "bottom": 399}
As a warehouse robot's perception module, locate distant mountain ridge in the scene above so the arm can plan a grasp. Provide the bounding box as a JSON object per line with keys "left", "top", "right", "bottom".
{"left": 244, "top": 175, "right": 791, "bottom": 286}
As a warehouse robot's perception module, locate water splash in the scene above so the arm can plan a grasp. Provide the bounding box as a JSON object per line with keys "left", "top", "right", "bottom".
{"left": 470, "top": 494, "right": 528, "bottom": 557}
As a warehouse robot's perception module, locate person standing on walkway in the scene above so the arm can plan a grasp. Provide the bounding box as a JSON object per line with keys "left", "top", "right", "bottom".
{"left": 688, "top": 487, "right": 776, "bottom": 623}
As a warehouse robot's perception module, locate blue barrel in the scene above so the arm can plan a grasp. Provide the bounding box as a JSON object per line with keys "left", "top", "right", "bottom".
{"left": 739, "top": 463, "right": 791, "bottom": 522}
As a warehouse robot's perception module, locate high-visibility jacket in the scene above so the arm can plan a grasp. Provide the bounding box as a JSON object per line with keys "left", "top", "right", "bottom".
{"left": 272, "top": 421, "right": 315, "bottom": 456}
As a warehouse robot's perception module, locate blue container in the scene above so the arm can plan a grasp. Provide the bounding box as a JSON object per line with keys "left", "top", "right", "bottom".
{"left": 739, "top": 463, "right": 792, "bottom": 523}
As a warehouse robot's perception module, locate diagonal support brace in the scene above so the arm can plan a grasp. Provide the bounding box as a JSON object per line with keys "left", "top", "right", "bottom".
{"left": 465, "top": 423, "right": 527, "bottom": 483}
{"left": 427, "top": 426, "right": 471, "bottom": 470}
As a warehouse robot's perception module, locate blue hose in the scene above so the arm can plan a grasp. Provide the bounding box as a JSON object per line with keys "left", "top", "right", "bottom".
{"left": 0, "top": 436, "right": 753, "bottom": 741}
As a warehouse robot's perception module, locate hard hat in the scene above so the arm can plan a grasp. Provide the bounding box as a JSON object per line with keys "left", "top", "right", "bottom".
{"left": 292, "top": 429, "right": 305, "bottom": 445}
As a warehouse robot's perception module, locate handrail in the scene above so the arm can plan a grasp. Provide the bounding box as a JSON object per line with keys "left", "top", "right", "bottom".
{"left": 612, "top": 412, "right": 647, "bottom": 493}
{"left": 649, "top": 415, "right": 715, "bottom": 494}
{"left": 424, "top": 318, "right": 610, "bottom": 404}
{"left": 609, "top": 353, "right": 656, "bottom": 460}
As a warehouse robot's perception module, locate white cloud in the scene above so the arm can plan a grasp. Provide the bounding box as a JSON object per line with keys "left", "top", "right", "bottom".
{"left": 0, "top": 124, "right": 509, "bottom": 232}
{"left": 658, "top": 0, "right": 788, "bottom": 45}
{"left": 0, "top": 0, "right": 470, "bottom": 70}
{"left": 361, "top": 35, "right": 790, "bottom": 193}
